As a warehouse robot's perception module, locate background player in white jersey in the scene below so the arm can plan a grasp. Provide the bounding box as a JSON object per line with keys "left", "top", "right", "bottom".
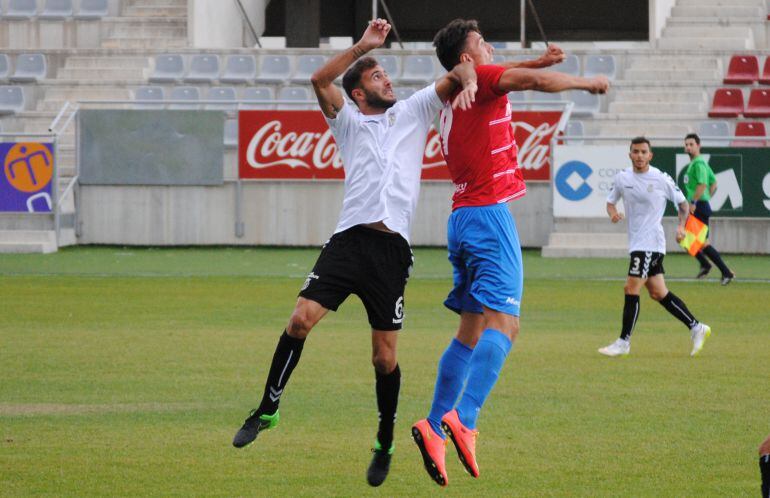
{"left": 232, "top": 18, "right": 478, "bottom": 488}
{"left": 598, "top": 137, "right": 711, "bottom": 357}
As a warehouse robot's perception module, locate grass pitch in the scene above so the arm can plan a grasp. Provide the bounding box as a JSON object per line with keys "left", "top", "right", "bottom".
{"left": 1, "top": 247, "right": 768, "bottom": 497}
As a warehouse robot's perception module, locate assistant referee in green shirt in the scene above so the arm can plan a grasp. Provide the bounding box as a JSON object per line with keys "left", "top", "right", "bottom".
{"left": 683, "top": 133, "right": 735, "bottom": 285}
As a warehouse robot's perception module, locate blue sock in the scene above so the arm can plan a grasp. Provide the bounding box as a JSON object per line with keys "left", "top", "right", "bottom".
{"left": 455, "top": 329, "right": 512, "bottom": 429}
{"left": 427, "top": 338, "right": 473, "bottom": 439}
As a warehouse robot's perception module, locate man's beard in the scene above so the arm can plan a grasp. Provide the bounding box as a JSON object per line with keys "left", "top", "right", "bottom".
{"left": 364, "top": 88, "right": 396, "bottom": 110}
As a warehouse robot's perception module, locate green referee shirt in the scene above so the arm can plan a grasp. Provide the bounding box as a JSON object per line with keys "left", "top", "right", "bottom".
{"left": 684, "top": 156, "right": 716, "bottom": 202}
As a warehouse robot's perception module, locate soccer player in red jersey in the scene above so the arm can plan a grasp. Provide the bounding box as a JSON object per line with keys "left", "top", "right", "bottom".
{"left": 411, "top": 19, "right": 609, "bottom": 486}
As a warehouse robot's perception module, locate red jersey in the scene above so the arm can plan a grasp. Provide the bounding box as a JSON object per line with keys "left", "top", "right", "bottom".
{"left": 439, "top": 64, "right": 527, "bottom": 210}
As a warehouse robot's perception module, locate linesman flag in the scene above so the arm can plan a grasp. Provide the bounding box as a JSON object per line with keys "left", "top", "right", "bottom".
{"left": 679, "top": 215, "right": 709, "bottom": 256}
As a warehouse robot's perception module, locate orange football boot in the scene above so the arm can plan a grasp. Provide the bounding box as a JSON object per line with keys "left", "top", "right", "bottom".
{"left": 411, "top": 419, "right": 448, "bottom": 486}
{"left": 441, "top": 409, "right": 479, "bottom": 478}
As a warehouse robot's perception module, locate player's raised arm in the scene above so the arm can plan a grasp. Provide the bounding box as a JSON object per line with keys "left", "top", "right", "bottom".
{"left": 500, "top": 43, "right": 565, "bottom": 69}
{"left": 497, "top": 67, "right": 609, "bottom": 95}
{"left": 434, "top": 61, "right": 478, "bottom": 110}
{"left": 310, "top": 18, "right": 391, "bottom": 118}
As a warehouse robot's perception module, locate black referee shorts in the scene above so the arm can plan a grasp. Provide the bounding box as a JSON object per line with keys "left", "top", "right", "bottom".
{"left": 693, "top": 200, "right": 712, "bottom": 226}
{"left": 298, "top": 225, "right": 414, "bottom": 331}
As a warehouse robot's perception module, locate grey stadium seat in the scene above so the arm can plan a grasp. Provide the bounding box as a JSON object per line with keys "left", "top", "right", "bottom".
{"left": 564, "top": 120, "right": 585, "bottom": 145}
{"left": 508, "top": 91, "right": 526, "bottom": 104}
{"left": 221, "top": 55, "right": 256, "bottom": 84}
{"left": 256, "top": 55, "right": 291, "bottom": 84}
{"left": 75, "top": 0, "right": 108, "bottom": 19}
{"left": 224, "top": 119, "right": 238, "bottom": 147}
{"left": 185, "top": 54, "right": 221, "bottom": 83}
{"left": 400, "top": 55, "right": 436, "bottom": 84}
{"left": 567, "top": 89, "right": 600, "bottom": 117}
{"left": 492, "top": 54, "right": 507, "bottom": 64}
{"left": 205, "top": 87, "right": 237, "bottom": 110}
{"left": 10, "top": 54, "right": 47, "bottom": 82}
{"left": 0, "top": 86, "right": 25, "bottom": 114}
{"left": 378, "top": 55, "right": 400, "bottom": 79}
{"left": 134, "top": 85, "right": 164, "bottom": 104}
{"left": 291, "top": 55, "right": 326, "bottom": 83}
{"left": 241, "top": 87, "right": 274, "bottom": 109}
{"left": 5, "top": 0, "right": 37, "bottom": 19}
{"left": 168, "top": 86, "right": 200, "bottom": 109}
{"left": 40, "top": 0, "right": 74, "bottom": 19}
{"left": 149, "top": 54, "right": 184, "bottom": 83}
{"left": 530, "top": 91, "right": 563, "bottom": 103}
{"left": 698, "top": 120, "right": 730, "bottom": 147}
{"left": 584, "top": 55, "right": 617, "bottom": 80}
{"left": 277, "top": 86, "right": 312, "bottom": 109}
{"left": 0, "top": 55, "right": 10, "bottom": 81}
{"left": 552, "top": 54, "right": 580, "bottom": 76}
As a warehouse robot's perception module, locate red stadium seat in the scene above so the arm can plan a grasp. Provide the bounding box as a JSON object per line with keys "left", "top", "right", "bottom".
{"left": 759, "top": 57, "right": 770, "bottom": 85}
{"left": 744, "top": 88, "right": 770, "bottom": 118}
{"left": 732, "top": 121, "right": 767, "bottom": 147}
{"left": 708, "top": 88, "right": 744, "bottom": 118}
{"left": 724, "top": 55, "right": 758, "bottom": 84}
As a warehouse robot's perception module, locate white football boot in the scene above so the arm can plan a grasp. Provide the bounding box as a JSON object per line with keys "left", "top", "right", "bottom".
{"left": 598, "top": 338, "right": 630, "bottom": 357}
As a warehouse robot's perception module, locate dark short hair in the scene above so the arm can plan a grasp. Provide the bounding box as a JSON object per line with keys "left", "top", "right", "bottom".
{"left": 433, "top": 19, "right": 481, "bottom": 71}
{"left": 684, "top": 133, "right": 701, "bottom": 145}
{"left": 630, "top": 136, "right": 651, "bottom": 149}
{"left": 342, "top": 56, "right": 379, "bottom": 101}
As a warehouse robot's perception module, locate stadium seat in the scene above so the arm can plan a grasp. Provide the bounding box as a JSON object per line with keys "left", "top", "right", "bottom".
{"left": 134, "top": 85, "right": 164, "bottom": 101}
{"left": 278, "top": 86, "right": 312, "bottom": 109}
{"left": 567, "top": 90, "right": 600, "bottom": 117}
{"left": 75, "top": 0, "right": 108, "bottom": 19}
{"left": 394, "top": 87, "right": 415, "bottom": 100}
{"left": 291, "top": 55, "right": 326, "bottom": 83}
{"left": 708, "top": 88, "right": 744, "bottom": 118}
{"left": 377, "top": 55, "right": 400, "bottom": 79}
{"left": 584, "top": 55, "right": 616, "bottom": 80}
{"left": 530, "top": 91, "right": 563, "bottom": 103}
{"left": 492, "top": 54, "right": 506, "bottom": 64}
{"left": 697, "top": 120, "right": 730, "bottom": 147}
{"left": 399, "top": 55, "right": 436, "bottom": 84}
{"left": 241, "top": 86, "right": 273, "bottom": 109}
{"left": 759, "top": 57, "right": 770, "bottom": 85}
{"left": 184, "top": 54, "right": 220, "bottom": 83}
{"left": 508, "top": 91, "right": 526, "bottom": 104}
{"left": 221, "top": 55, "right": 257, "bottom": 84}
{"left": 553, "top": 54, "right": 580, "bottom": 76}
{"left": 724, "top": 55, "right": 759, "bottom": 84}
{"left": 5, "top": 0, "right": 37, "bottom": 19}
{"left": 168, "top": 86, "right": 200, "bottom": 109}
{"left": 0, "top": 55, "right": 10, "bottom": 81}
{"left": 744, "top": 88, "right": 770, "bottom": 118}
{"left": 205, "top": 87, "right": 236, "bottom": 110}
{"left": 40, "top": 0, "right": 74, "bottom": 19}
{"left": 149, "top": 54, "right": 184, "bottom": 83}
{"left": 224, "top": 118, "right": 238, "bottom": 147}
{"left": 10, "top": 54, "right": 47, "bottom": 82}
{"left": 564, "top": 120, "right": 585, "bottom": 144}
{"left": 0, "top": 86, "right": 25, "bottom": 114}
{"left": 255, "top": 55, "right": 291, "bottom": 84}
{"left": 732, "top": 121, "right": 767, "bottom": 147}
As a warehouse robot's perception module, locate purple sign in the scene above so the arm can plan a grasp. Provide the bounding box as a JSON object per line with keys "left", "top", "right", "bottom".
{"left": 0, "top": 142, "right": 54, "bottom": 212}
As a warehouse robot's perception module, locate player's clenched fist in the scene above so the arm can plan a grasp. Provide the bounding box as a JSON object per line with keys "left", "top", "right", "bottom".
{"left": 588, "top": 75, "right": 610, "bottom": 94}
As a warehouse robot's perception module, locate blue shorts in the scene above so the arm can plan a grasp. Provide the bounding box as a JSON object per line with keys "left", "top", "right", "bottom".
{"left": 444, "top": 203, "right": 524, "bottom": 317}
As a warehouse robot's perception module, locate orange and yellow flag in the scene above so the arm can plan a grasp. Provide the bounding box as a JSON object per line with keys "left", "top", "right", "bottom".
{"left": 679, "top": 215, "right": 709, "bottom": 256}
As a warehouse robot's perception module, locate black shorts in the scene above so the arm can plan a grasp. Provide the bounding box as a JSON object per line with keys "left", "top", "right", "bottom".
{"left": 693, "top": 200, "right": 712, "bottom": 226}
{"left": 628, "top": 251, "right": 665, "bottom": 279}
{"left": 298, "top": 226, "right": 413, "bottom": 331}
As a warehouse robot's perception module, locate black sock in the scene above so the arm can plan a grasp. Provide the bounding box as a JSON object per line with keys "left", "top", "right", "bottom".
{"left": 695, "top": 251, "right": 711, "bottom": 270}
{"left": 761, "top": 454, "right": 770, "bottom": 498}
{"left": 659, "top": 292, "right": 698, "bottom": 329}
{"left": 702, "top": 245, "right": 732, "bottom": 277}
{"left": 620, "top": 294, "right": 640, "bottom": 340}
{"left": 375, "top": 364, "right": 400, "bottom": 451}
{"left": 256, "top": 330, "right": 305, "bottom": 415}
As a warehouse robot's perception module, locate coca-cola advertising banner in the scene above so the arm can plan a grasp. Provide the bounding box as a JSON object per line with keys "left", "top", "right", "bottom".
{"left": 238, "top": 110, "right": 561, "bottom": 181}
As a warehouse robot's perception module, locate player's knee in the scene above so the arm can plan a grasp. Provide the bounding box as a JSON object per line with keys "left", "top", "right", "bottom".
{"left": 623, "top": 283, "right": 637, "bottom": 295}
{"left": 372, "top": 351, "right": 396, "bottom": 374}
{"left": 648, "top": 289, "right": 666, "bottom": 301}
{"left": 286, "top": 311, "right": 314, "bottom": 338}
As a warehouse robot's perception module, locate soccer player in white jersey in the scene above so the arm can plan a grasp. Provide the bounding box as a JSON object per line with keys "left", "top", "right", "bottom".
{"left": 598, "top": 137, "right": 711, "bottom": 357}
{"left": 231, "top": 18, "right": 478, "bottom": 488}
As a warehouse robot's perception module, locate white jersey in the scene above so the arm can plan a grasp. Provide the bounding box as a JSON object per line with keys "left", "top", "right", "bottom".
{"left": 607, "top": 165, "right": 686, "bottom": 254}
{"left": 325, "top": 83, "right": 443, "bottom": 243}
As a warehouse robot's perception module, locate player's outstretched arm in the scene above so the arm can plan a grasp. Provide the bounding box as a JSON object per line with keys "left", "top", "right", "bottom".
{"left": 435, "top": 61, "right": 478, "bottom": 110}
{"left": 675, "top": 201, "right": 689, "bottom": 242}
{"left": 310, "top": 18, "right": 391, "bottom": 118}
{"left": 497, "top": 68, "right": 609, "bottom": 95}
{"left": 501, "top": 43, "right": 565, "bottom": 69}
{"left": 607, "top": 202, "right": 623, "bottom": 223}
